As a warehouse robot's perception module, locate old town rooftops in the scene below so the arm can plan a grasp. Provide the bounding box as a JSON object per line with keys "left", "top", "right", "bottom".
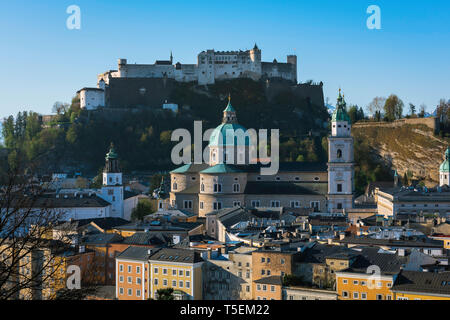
{"left": 149, "top": 247, "right": 203, "bottom": 264}
{"left": 392, "top": 270, "right": 450, "bottom": 296}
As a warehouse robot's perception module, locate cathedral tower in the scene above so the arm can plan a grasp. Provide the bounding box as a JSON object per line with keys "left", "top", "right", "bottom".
{"left": 327, "top": 90, "right": 354, "bottom": 213}
{"left": 439, "top": 147, "right": 450, "bottom": 187}
{"left": 101, "top": 143, "right": 124, "bottom": 218}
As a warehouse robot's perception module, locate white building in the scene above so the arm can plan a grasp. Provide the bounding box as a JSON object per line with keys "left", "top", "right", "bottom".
{"left": 96, "top": 44, "right": 297, "bottom": 86}
{"left": 327, "top": 90, "right": 355, "bottom": 213}
{"left": 77, "top": 87, "right": 105, "bottom": 110}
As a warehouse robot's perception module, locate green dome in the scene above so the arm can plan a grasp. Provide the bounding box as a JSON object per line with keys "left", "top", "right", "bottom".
{"left": 332, "top": 90, "right": 351, "bottom": 123}
{"left": 209, "top": 123, "right": 250, "bottom": 147}
{"left": 440, "top": 147, "right": 450, "bottom": 172}
{"left": 106, "top": 143, "right": 118, "bottom": 160}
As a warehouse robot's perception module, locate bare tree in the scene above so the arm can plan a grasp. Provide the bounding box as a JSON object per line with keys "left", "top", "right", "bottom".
{"left": 367, "top": 97, "right": 386, "bottom": 119}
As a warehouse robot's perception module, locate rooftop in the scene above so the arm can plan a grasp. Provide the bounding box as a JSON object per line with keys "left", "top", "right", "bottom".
{"left": 392, "top": 270, "right": 450, "bottom": 296}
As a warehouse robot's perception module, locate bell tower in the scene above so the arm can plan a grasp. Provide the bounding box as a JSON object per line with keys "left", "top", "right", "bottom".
{"left": 439, "top": 147, "right": 450, "bottom": 187}
{"left": 101, "top": 143, "right": 124, "bottom": 218}
{"left": 327, "top": 90, "right": 354, "bottom": 213}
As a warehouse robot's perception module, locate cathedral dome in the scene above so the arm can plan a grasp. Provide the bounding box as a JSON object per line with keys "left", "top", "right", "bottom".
{"left": 209, "top": 98, "right": 250, "bottom": 147}
{"left": 440, "top": 147, "right": 450, "bottom": 172}
{"left": 209, "top": 123, "right": 250, "bottom": 147}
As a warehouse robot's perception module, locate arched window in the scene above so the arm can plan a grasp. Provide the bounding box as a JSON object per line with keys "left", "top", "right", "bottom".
{"left": 337, "top": 149, "right": 342, "bottom": 159}
{"left": 201, "top": 183, "right": 205, "bottom": 192}
{"left": 233, "top": 183, "right": 240, "bottom": 193}
{"left": 173, "top": 183, "right": 177, "bottom": 191}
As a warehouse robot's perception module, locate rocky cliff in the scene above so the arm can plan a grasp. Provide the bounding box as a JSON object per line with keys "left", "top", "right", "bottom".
{"left": 352, "top": 120, "right": 449, "bottom": 186}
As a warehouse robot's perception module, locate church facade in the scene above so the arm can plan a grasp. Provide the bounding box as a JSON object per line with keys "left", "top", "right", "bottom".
{"left": 169, "top": 91, "right": 355, "bottom": 217}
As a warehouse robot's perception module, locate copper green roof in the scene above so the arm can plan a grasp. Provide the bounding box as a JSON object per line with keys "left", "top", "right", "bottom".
{"left": 209, "top": 123, "right": 250, "bottom": 147}
{"left": 332, "top": 90, "right": 351, "bottom": 123}
{"left": 223, "top": 99, "right": 235, "bottom": 113}
{"left": 105, "top": 143, "right": 118, "bottom": 160}
{"left": 440, "top": 147, "right": 450, "bottom": 172}
{"left": 200, "top": 164, "right": 246, "bottom": 174}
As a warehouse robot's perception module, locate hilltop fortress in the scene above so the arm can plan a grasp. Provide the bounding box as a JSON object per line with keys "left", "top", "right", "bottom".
{"left": 78, "top": 44, "right": 301, "bottom": 110}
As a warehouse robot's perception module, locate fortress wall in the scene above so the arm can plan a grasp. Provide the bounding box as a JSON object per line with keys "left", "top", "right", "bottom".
{"left": 106, "top": 78, "right": 176, "bottom": 108}
{"left": 353, "top": 117, "right": 439, "bottom": 133}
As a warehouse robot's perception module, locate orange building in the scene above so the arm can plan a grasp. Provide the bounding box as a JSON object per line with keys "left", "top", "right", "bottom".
{"left": 335, "top": 247, "right": 407, "bottom": 300}
{"left": 116, "top": 246, "right": 152, "bottom": 300}
{"left": 252, "top": 250, "right": 300, "bottom": 282}
{"left": 253, "top": 276, "right": 283, "bottom": 300}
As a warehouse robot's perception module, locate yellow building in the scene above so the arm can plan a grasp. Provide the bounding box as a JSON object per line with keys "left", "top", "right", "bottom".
{"left": 335, "top": 247, "right": 407, "bottom": 300}
{"left": 392, "top": 270, "right": 450, "bottom": 300}
{"left": 149, "top": 248, "right": 204, "bottom": 300}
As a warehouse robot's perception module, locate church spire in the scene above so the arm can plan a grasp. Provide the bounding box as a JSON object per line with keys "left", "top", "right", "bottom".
{"left": 222, "top": 94, "right": 237, "bottom": 123}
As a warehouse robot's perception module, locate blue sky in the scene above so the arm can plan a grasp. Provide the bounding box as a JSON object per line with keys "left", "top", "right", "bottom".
{"left": 1, "top": 0, "right": 449, "bottom": 119}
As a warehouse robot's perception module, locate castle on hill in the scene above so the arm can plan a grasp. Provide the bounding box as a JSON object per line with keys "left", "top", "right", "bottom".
{"left": 77, "top": 44, "right": 298, "bottom": 110}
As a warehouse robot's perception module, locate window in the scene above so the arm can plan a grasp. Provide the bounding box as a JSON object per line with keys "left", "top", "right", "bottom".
{"left": 251, "top": 200, "right": 260, "bottom": 208}
{"left": 213, "top": 184, "right": 222, "bottom": 193}
{"left": 119, "top": 287, "right": 124, "bottom": 295}
{"left": 127, "top": 266, "right": 132, "bottom": 273}
{"left": 163, "top": 268, "right": 168, "bottom": 275}
{"left": 137, "top": 278, "right": 141, "bottom": 284}
{"left": 154, "top": 267, "right": 158, "bottom": 274}
{"left": 200, "top": 202, "right": 204, "bottom": 209}
{"left": 353, "top": 292, "right": 359, "bottom": 299}
{"left": 342, "top": 291, "right": 349, "bottom": 298}
{"left": 337, "top": 149, "right": 342, "bottom": 159}
{"left": 163, "top": 279, "right": 168, "bottom": 286}
{"left": 343, "top": 279, "right": 348, "bottom": 284}
{"left": 179, "top": 281, "right": 183, "bottom": 288}
{"left": 186, "top": 281, "right": 190, "bottom": 288}
{"left": 136, "top": 266, "right": 140, "bottom": 274}
{"left": 337, "top": 203, "right": 343, "bottom": 210}
{"left": 267, "top": 270, "right": 271, "bottom": 276}
{"left": 119, "top": 264, "right": 123, "bottom": 272}
{"left": 310, "top": 201, "right": 320, "bottom": 212}
{"left": 261, "top": 257, "right": 265, "bottom": 263}
{"left": 353, "top": 280, "right": 359, "bottom": 285}
{"left": 154, "top": 278, "right": 158, "bottom": 285}
{"left": 128, "top": 289, "right": 132, "bottom": 296}
{"left": 213, "top": 202, "right": 222, "bottom": 210}
{"left": 290, "top": 200, "right": 301, "bottom": 208}
{"left": 184, "top": 200, "right": 193, "bottom": 209}
{"left": 172, "top": 280, "right": 177, "bottom": 287}
{"left": 361, "top": 281, "right": 366, "bottom": 286}
{"left": 186, "top": 271, "right": 190, "bottom": 277}
{"left": 179, "top": 270, "right": 184, "bottom": 277}
{"left": 280, "top": 258, "right": 285, "bottom": 264}
{"left": 201, "top": 184, "right": 205, "bottom": 192}
{"left": 246, "top": 285, "right": 250, "bottom": 292}
{"left": 337, "top": 184, "right": 343, "bottom": 192}
{"left": 262, "top": 285, "right": 267, "bottom": 291}
{"left": 387, "top": 282, "right": 392, "bottom": 288}
{"left": 261, "top": 270, "right": 265, "bottom": 275}
{"left": 233, "top": 184, "right": 240, "bottom": 193}
{"left": 271, "top": 200, "right": 280, "bottom": 208}
{"left": 376, "top": 294, "right": 383, "bottom": 300}
{"left": 257, "top": 284, "right": 261, "bottom": 291}
{"left": 119, "top": 276, "right": 124, "bottom": 283}
{"left": 270, "top": 286, "right": 275, "bottom": 292}
{"left": 361, "top": 292, "right": 367, "bottom": 300}
{"left": 387, "top": 295, "right": 392, "bottom": 300}
{"left": 173, "top": 183, "right": 177, "bottom": 190}
{"left": 127, "top": 276, "right": 132, "bottom": 284}
{"left": 233, "top": 201, "right": 241, "bottom": 207}
{"left": 172, "top": 269, "right": 177, "bottom": 276}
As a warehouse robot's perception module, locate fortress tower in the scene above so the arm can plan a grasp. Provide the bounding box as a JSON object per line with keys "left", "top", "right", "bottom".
{"left": 327, "top": 90, "right": 354, "bottom": 213}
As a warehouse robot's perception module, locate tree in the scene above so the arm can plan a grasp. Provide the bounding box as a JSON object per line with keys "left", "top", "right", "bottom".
{"left": 367, "top": 97, "right": 386, "bottom": 119}
{"left": 384, "top": 94, "right": 404, "bottom": 122}
{"left": 156, "top": 288, "right": 175, "bottom": 300}
{"left": 0, "top": 153, "right": 67, "bottom": 300}
{"left": 409, "top": 103, "right": 416, "bottom": 116}
{"left": 131, "top": 199, "right": 155, "bottom": 221}
{"left": 418, "top": 104, "right": 426, "bottom": 118}
{"left": 52, "top": 102, "right": 70, "bottom": 115}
